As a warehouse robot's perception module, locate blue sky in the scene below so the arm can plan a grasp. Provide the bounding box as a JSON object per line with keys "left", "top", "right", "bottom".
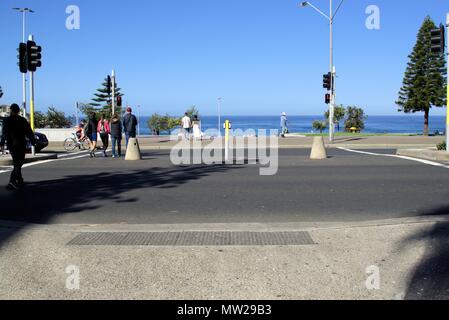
{"left": 0, "top": 0, "right": 448, "bottom": 116}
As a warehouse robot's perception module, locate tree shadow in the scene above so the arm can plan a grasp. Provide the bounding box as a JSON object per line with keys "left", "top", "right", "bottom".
{"left": 0, "top": 164, "right": 240, "bottom": 245}
{"left": 399, "top": 204, "right": 449, "bottom": 300}
{"left": 333, "top": 137, "right": 367, "bottom": 143}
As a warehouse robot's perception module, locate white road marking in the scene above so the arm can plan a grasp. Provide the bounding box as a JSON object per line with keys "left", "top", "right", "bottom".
{"left": 338, "top": 147, "right": 449, "bottom": 169}
{"left": 0, "top": 151, "right": 103, "bottom": 175}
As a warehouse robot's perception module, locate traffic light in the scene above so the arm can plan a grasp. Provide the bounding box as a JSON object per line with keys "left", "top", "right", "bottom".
{"left": 325, "top": 93, "right": 331, "bottom": 104}
{"left": 430, "top": 25, "right": 445, "bottom": 54}
{"left": 106, "top": 76, "right": 112, "bottom": 96}
{"left": 26, "top": 40, "right": 42, "bottom": 72}
{"left": 117, "top": 95, "right": 122, "bottom": 107}
{"left": 17, "top": 43, "right": 27, "bottom": 74}
{"left": 323, "top": 72, "right": 332, "bottom": 91}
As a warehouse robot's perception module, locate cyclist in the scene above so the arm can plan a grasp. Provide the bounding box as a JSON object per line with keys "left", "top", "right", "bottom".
{"left": 75, "top": 120, "right": 86, "bottom": 141}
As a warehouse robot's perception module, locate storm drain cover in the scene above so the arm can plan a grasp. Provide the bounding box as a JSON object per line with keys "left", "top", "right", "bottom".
{"left": 67, "top": 231, "right": 315, "bottom": 246}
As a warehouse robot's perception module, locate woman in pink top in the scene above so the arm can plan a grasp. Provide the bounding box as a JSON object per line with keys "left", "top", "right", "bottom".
{"left": 97, "top": 114, "right": 111, "bottom": 157}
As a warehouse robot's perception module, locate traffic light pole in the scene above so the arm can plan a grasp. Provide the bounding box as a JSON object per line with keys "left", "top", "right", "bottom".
{"left": 29, "top": 34, "right": 36, "bottom": 156}
{"left": 446, "top": 13, "right": 449, "bottom": 153}
{"left": 21, "top": 11, "right": 28, "bottom": 118}
{"left": 329, "top": 0, "right": 335, "bottom": 144}
{"left": 111, "top": 70, "right": 116, "bottom": 116}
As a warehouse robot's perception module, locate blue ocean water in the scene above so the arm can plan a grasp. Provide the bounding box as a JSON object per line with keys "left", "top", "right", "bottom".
{"left": 137, "top": 115, "right": 447, "bottom": 136}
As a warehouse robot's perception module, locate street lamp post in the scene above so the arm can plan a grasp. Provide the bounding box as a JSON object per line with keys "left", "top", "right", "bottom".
{"left": 300, "top": 0, "right": 344, "bottom": 143}
{"left": 13, "top": 7, "right": 34, "bottom": 118}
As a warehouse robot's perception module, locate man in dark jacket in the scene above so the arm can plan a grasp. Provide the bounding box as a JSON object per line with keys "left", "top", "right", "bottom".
{"left": 122, "top": 107, "right": 138, "bottom": 148}
{"left": 0, "top": 104, "right": 36, "bottom": 189}
{"left": 85, "top": 112, "right": 98, "bottom": 158}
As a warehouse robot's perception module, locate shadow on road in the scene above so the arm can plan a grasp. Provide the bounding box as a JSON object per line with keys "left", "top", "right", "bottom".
{"left": 400, "top": 204, "right": 449, "bottom": 300}
{"left": 0, "top": 164, "right": 240, "bottom": 246}
{"left": 333, "top": 137, "right": 367, "bottom": 144}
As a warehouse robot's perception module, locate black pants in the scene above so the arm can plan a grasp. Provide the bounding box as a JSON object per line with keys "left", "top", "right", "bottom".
{"left": 10, "top": 149, "right": 26, "bottom": 184}
{"left": 100, "top": 133, "right": 109, "bottom": 150}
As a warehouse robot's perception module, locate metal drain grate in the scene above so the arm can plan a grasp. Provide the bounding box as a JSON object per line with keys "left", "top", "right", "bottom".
{"left": 67, "top": 231, "right": 315, "bottom": 246}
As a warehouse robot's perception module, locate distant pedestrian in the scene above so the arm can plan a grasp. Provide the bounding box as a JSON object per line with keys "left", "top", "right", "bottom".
{"left": 85, "top": 112, "right": 98, "bottom": 158}
{"left": 0, "top": 104, "right": 36, "bottom": 190}
{"left": 122, "top": 107, "right": 138, "bottom": 148}
{"left": 182, "top": 113, "right": 192, "bottom": 140}
{"left": 97, "top": 114, "right": 111, "bottom": 157}
{"left": 110, "top": 114, "right": 123, "bottom": 158}
{"left": 281, "top": 112, "right": 288, "bottom": 138}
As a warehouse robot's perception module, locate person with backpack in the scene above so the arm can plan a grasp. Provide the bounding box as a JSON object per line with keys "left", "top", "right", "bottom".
{"left": 122, "top": 107, "right": 138, "bottom": 148}
{"left": 0, "top": 104, "right": 36, "bottom": 190}
{"left": 110, "top": 114, "right": 123, "bottom": 158}
{"left": 97, "top": 114, "right": 111, "bottom": 157}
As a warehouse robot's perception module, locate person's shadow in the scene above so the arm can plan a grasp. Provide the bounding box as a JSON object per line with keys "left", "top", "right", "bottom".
{"left": 0, "top": 162, "right": 240, "bottom": 245}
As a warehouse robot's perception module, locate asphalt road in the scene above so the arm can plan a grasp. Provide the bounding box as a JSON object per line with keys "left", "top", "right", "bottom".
{"left": 0, "top": 149, "right": 448, "bottom": 225}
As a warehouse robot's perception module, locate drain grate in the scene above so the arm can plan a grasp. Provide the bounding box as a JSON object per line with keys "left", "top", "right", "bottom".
{"left": 67, "top": 231, "right": 315, "bottom": 247}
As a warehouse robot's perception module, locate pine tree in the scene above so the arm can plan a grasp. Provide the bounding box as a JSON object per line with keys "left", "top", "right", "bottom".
{"left": 90, "top": 77, "right": 125, "bottom": 118}
{"left": 396, "top": 16, "right": 447, "bottom": 136}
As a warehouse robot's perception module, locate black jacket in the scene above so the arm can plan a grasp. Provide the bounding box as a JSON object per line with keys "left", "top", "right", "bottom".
{"left": 110, "top": 119, "right": 122, "bottom": 138}
{"left": 122, "top": 113, "right": 138, "bottom": 134}
{"left": 0, "top": 115, "right": 36, "bottom": 151}
{"left": 85, "top": 118, "right": 98, "bottom": 135}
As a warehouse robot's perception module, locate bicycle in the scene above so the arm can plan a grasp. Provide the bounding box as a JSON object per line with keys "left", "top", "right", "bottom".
{"left": 63, "top": 133, "right": 91, "bottom": 152}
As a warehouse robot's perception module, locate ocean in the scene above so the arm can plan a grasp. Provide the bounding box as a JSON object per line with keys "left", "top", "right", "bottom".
{"left": 136, "top": 115, "right": 447, "bottom": 136}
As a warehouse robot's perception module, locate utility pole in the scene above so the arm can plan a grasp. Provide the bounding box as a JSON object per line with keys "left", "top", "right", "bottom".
{"left": 13, "top": 8, "right": 34, "bottom": 118}
{"left": 111, "top": 69, "right": 116, "bottom": 116}
{"left": 446, "top": 13, "right": 449, "bottom": 152}
{"left": 29, "top": 34, "right": 36, "bottom": 156}
{"left": 329, "top": 0, "right": 335, "bottom": 143}
{"left": 75, "top": 102, "right": 79, "bottom": 126}
{"left": 301, "top": 0, "right": 344, "bottom": 143}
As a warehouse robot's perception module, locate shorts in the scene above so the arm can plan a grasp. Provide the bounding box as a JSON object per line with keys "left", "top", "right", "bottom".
{"left": 88, "top": 133, "right": 98, "bottom": 142}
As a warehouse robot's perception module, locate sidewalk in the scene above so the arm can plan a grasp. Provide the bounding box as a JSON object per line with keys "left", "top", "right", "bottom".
{"left": 46, "top": 135, "right": 443, "bottom": 152}
{"left": 0, "top": 153, "right": 58, "bottom": 166}
{"left": 0, "top": 217, "right": 446, "bottom": 300}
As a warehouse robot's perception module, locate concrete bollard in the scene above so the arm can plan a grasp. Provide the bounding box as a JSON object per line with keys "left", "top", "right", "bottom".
{"left": 125, "top": 138, "right": 142, "bottom": 161}
{"left": 310, "top": 136, "right": 328, "bottom": 160}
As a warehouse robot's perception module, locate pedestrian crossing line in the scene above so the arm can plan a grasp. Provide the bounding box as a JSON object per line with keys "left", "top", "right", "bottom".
{"left": 0, "top": 151, "right": 103, "bottom": 175}
{"left": 339, "top": 147, "right": 449, "bottom": 169}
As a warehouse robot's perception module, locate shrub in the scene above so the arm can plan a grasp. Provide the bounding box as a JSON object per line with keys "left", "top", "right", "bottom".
{"left": 437, "top": 141, "right": 446, "bottom": 151}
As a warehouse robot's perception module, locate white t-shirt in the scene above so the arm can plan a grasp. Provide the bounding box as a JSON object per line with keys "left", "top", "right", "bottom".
{"left": 182, "top": 116, "right": 191, "bottom": 129}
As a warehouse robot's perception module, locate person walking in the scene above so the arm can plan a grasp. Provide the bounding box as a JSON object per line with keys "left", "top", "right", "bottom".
{"left": 182, "top": 113, "right": 192, "bottom": 140}
{"left": 97, "top": 114, "right": 111, "bottom": 157}
{"left": 110, "top": 114, "right": 123, "bottom": 158}
{"left": 281, "top": 112, "right": 288, "bottom": 138}
{"left": 0, "top": 104, "right": 36, "bottom": 190}
{"left": 122, "top": 107, "right": 138, "bottom": 148}
{"left": 85, "top": 112, "right": 98, "bottom": 158}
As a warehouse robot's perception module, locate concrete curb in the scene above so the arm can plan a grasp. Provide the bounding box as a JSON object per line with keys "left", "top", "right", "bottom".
{"left": 1, "top": 215, "right": 448, "bottom": 234}
{"left": 0, "top": 153, "right": 58, "bottom": 166}
{"left": 397, "top": 149, "right": 449, "bottom": 162}
{"left": 136, "top": 144, "right": 438, "bottom": 151}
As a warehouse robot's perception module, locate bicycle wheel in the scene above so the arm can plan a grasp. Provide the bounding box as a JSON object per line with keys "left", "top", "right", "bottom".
{"left": 63, "top": 138, "right": 77, "bottom": 152}
{"left": 81, "top": 139, "right": 91, "bottom": 151}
